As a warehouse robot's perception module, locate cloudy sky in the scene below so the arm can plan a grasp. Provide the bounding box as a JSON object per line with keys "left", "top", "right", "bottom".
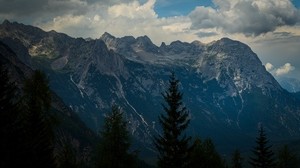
{"left": 0, "top": 0, "right": 300, "bottom": 80}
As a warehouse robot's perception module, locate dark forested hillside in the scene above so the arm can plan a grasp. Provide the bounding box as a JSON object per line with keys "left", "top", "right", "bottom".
{"left": 0, "top": 41, "right": 97, "bottom": 167}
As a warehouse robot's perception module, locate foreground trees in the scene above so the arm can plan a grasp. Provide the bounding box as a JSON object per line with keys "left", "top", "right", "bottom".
{"left": 96, "top": 105, "right": 136, "bottom": 168}
{"left": 276, "top": 145, "right": 299, "bottom": 168}
{"left": 231, "top": 149, "right": 243, "bottom": 168}
{"left": 154, "top": 73, "right": 193, "bottom": 168}
{"left": 0, "top": 68, "right": 56, "bottom": 168}
{"left": 249, "top": 126, "right": 275, "bottom": 168}
{"left": 55, "top": 135, "right": 80, "bottom": 168}
{"left": 3, "top": 66, "right": 300, "bottom": 168}
{"left": 0, "top": 64, "right": 21, "bottom": 168}
{"left": 22, "top": 70, "right": 56, "bottom": 168}
{"left": 190, "top": 138, "right": 226, "bottom": 168}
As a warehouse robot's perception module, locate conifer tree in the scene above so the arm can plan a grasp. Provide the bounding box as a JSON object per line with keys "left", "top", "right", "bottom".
{"left": 249, "top": 126, "right": 275, "bottom": 168}
{"left": 276, "top": 145, "right": 299, "bottom": 168}
{"left": 56, "top": 135, "right": 80, "bottom": 168}
{"left": 190, "top": 138, "right": 226, "bottom": 168}
{"left": 96, "top": 105, "right": 136, "bottom": 168}
{"left": 231, "top": 149, "right": 243, "bottom": 168}
{"left": 0, "top": 64, "right": 21, "bottom": 168}
{"left": 0, "top": 64, "right": 17, "bottom": 127}
{"left": 21, "top": 70, "right": 56, "bottom": 168}
{"left": 154, "top": 72, "right": 192, "bottom": 168}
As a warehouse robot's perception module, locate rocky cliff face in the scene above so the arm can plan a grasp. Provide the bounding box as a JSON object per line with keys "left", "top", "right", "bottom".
{"left": 1, "top": 20, "right": 300, "bottom": 154}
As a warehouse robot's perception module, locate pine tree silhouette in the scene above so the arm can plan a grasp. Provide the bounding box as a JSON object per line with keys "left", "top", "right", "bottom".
{"left": 232, "top": 149, "right": 243, "bottom": 168}
{"left": 249, "top": 126, "right": 275, "bottom": 168}
{"left": 276, "top": 145, "right": 299, "bottom": 168}
{"left": 21, "top": 70, "right": 56, "bottom": 168}
{"left": 190, "top": 138, "right": 226, "bottom": 168}
{"left": 96, "top": 105, "right": 136, "bottom": 168}
{"left": 0, "top": 64, "right": 22, "bottom": 168}
{"left": 154, "top": 72, "right": 192, "bottom": 168}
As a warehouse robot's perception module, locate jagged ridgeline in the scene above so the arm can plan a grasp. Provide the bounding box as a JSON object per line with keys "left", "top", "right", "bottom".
{"left": 1, "top": 20, "right": 300, "bottom": 157}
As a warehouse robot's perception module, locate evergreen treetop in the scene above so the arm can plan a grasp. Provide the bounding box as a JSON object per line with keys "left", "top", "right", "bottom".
{"left": 154, "top": 72, "right": 192, "bottom": 168}
{"left": 96, "top": 104, "right": 136, "bottom": 168}
{"left": 276, "top": 145, "right": 299, "bottom": 168}
{"left": 232, "top": 149, "right": 243, "bottom": 168}
{"left": 0, "top": 63, "right": 21, "bottom": 168}
{"left": 22, "top": 70, "right": 56, "bottom": 168}
{"left": 190, "top": 137, "right": 226, "bottom": 168}
{"left": 249, "top": 125, "right": 275, "bottom": 168}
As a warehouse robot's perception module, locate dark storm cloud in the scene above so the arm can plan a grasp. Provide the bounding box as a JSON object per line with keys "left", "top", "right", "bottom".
{"left": 189, "top": 0, "right": 300, "bottom": 36}
{"left": 195, "top": 31, "right": 218, "bottom": 37}
{"left": 0, "top": 0, "right": 135, "bottom": 20}
{"left": 0, "top": 0, "right": 89, "bottom": 19}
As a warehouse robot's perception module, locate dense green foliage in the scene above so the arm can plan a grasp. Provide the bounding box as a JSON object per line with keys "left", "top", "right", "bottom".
{"left": 21, "top": 70, "right": 56, "bottom": 168}
{"left": 0, "top": 64, "right": 22, "bottom": 168}
{"left": 55, "top": 134, "right": 80, "bottom": 168}
{"left": 190, "top": 138, "right": 226, "bottom": 168}
{"left": 0, "top": 68, "right": 57, "bottom": 167}
{"left": 249, "top": 126, "right": 275, "bottom": 168}
{"left": 96, "top": 105, "right": 137, "bottom": 168}
{"left": 154, "top": 73, "right": 192, "bottom": 168}
{"left": 276, "top": 145, "right": 299, "bottom": 168}
{"left": 231, "top": 149, "right": 243, "bottom": 168}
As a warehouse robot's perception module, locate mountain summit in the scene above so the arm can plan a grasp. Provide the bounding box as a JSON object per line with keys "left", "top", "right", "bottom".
{"left": 1, "top": 21, "right": 300, "bottom": 154}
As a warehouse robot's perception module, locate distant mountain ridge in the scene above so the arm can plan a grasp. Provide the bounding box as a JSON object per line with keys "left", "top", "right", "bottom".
{"left": 1, "top": 20, "right": 300, "bottom": 155}
{"left": 277, "top": 77, "right": 300, "bottom": 93}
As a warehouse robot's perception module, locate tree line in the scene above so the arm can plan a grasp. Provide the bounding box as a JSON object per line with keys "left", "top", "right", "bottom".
{"left": 0, "top": 64, "right": 299, "bottom": 168}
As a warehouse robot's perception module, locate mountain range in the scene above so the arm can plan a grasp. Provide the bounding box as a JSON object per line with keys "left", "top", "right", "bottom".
{"left": 1, "top": 20, "right": 300, "bottom": 157}
{"left": 277, "top": 77, "right": 300, "bottom": 93}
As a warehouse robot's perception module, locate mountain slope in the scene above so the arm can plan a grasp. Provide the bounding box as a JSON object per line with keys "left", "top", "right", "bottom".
{"left": 1, "top": 20, "right": 300, "bottom": 156}
{"left": 0, "top": 41, "right": 97, "bottom": 165}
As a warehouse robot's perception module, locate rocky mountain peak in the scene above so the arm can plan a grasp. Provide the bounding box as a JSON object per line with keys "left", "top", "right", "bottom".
{"left": 2, "top": 19, "right": 11, "bottom": 25}
{"left": 101, "top": 32, "right": 115, "bottom": 39}
{"left": 191, "top": 40, "right": 204, "bottom": 46}
{"left": 134, "top": 35, "right": 158, "bottom": 53}
{"left": 0, "top": 20, "right": 46, "bottom": 43}
{"left": 160, "top": 42, "right": 166, "bottom": 48}
{"left": 136, "top": 35, "right": 152, "bottom": 44}
{"left": 194, "top": 37, "right": 282, "bottom": 95}
{"left": 100, "top": 32, "right": 116, "bottom": 45}
{"left": 100, "top": 33, "right": 160, "bottom": 56}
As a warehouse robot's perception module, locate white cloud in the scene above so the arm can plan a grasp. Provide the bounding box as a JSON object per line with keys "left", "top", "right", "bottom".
{"left": 38, "top": 0, "right": 197, "bottom": 45}
{"left": 189, "top": 0, "right": 300, "bottom": 36}
{"left": 275, "top": 63, "right": 295, "bottom": 76}
{"left": 107, "top": 0, "right": 156, "bottom": 19}
{"left": 265, "top": 62, "right": 274, "bottom": 71}
{"left": 264, "top": 62, "right": 296, "bottom": 77}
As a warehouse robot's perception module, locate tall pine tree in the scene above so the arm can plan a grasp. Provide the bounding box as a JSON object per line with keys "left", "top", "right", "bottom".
{"left": 21, "top": 70, "right": 56, "bottom": 168}
{"left": 55, "top": 134, "right": 80, "bottom": 168}
{"left": 231, "top": 149, "right": 243, "bottom": 168}
{"left": 276, "top": 145, "right": 299, "bottom": 168}
{"left": 96, "top": 105, "right": 136, "bottom": 168}
{"left": 190, "top": 138, "right": 226, "bottom": 168}
{"left": 0, "top": 63, "right": 22, "bottom": 168}
{"left": 249, "top": 126, "right": 275, "bottom": 168}
{"left": 154, "top": 72, "right": 192, "bottom": 168}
